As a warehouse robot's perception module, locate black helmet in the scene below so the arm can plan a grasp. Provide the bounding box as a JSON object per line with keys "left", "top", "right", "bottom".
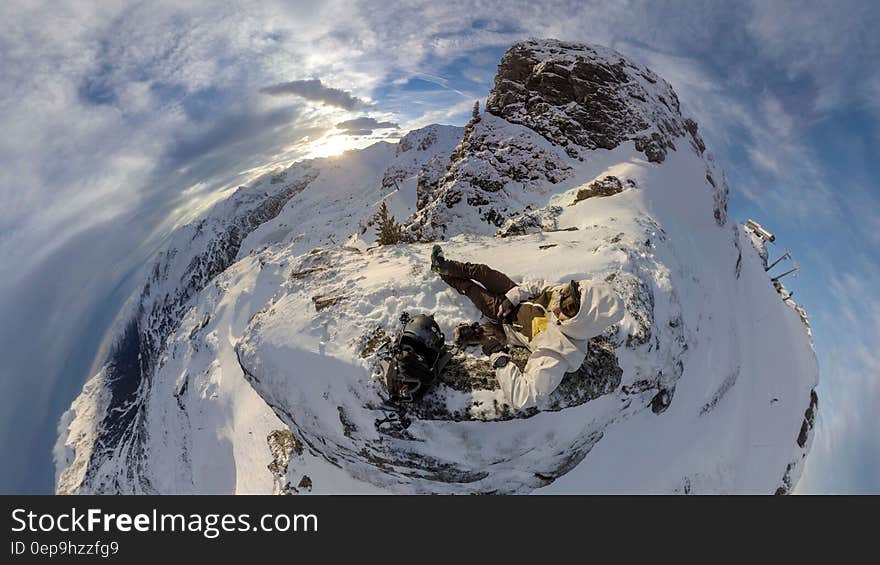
{"left": 382, "top": 313, "right": 450, "bottom": 403}
{"left": 400, "top": 314, "right": 445, "bottom": 358}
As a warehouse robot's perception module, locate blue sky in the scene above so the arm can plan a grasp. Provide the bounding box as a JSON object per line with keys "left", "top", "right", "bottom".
{"left": 0, "top": 0, "right": 877, "bottom": 493}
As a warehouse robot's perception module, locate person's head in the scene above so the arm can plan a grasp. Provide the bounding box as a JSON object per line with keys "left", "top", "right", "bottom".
{"left": 554, "top": 280, "right": 581, "bottom": 321}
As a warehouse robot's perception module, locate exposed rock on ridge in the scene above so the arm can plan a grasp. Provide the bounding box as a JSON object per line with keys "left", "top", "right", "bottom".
{"left": 406, "top": 38, "right": 729, "bottom": 241}
{"left": 487, "top": 39, "right": 705, "bottom": 164}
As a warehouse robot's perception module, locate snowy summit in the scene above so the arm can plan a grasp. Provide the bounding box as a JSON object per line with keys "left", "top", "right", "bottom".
{"left": 55, "top": 39, "right": 818, "bottom": 494}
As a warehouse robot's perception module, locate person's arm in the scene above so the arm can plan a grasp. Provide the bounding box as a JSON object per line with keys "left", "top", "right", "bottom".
{"left": 496, "top": 279, "right": 551, "bottom": 322}
{"left": 489, "top": 349, "right": 566, "bottom": 411}
{"left": 503, "top": 279, "right": 552, "bottom": 307}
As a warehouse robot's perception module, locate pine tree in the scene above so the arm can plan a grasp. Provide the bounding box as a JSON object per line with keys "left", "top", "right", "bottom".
{"left": 450, "top": 100, "right": 483, "bottom": 163}
{"left": 375, "top": 201, "right": 404, "bottom": 245}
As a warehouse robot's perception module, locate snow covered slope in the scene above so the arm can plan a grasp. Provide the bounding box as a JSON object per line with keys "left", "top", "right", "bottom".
{"left": 55, "top": 125, "right": 461, "bottom": 493}
{"left": 56, "top": 40, "right": 817, "bottom": 494}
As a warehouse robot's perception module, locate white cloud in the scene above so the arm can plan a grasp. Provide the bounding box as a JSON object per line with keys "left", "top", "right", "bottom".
{"left": 746, "top": 0, "right": 880, "bottom": 115}
{"left": 403, "top": 98, "right": 476, "bottom": 131}
{"left": 798, "top": 256, "right": 880, "bottom": 493}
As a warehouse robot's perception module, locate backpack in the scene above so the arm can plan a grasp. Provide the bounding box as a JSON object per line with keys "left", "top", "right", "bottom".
{"left": 381, "top": 312, "right": 451, "bottom": 403}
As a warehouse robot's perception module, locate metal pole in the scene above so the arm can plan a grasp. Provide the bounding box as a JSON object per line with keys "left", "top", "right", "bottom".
{"left": 771, "top": 266, "right": 799, "bottom": 281}
{"left": 766, "top": 249, "right": 791, "bottom": 272}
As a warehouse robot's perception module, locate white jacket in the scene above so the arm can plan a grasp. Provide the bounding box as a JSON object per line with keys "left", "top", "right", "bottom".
{"left": 490, "top": 279, "right": 625, "bottom": 411}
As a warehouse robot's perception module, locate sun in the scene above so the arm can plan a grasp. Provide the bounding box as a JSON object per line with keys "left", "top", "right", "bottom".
{"left": 305, "top": 133, "right": 366, "bottom": 159}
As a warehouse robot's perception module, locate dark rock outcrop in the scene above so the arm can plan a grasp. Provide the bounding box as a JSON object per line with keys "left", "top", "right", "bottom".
{"left": 570, "top": 175, "right": 628, "bottom": 205}
{"left": 486, "top": 39, "right": 706, "bottom": 163}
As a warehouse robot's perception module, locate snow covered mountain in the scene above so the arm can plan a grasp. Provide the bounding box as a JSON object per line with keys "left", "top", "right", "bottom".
{"left": 56, "top": 39, "right": 817, "bottom": 494}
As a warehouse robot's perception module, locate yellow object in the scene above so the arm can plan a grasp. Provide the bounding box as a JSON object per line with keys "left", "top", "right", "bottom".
{"left": 532, "top": 316, "right": 548, "bottom": 338}
{"left": 531, "top": 290, "right": 556, "bottom": 338}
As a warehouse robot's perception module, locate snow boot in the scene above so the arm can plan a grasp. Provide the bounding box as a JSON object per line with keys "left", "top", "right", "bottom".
{"left": 430, "top": 244, "right": 448, "bottom": 274}
{"left": 453, "top": 322, "right": 485, "bottom": 348}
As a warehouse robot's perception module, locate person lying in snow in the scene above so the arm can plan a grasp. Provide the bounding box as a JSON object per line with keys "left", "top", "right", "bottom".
{"left": 431, "top": 245, "right": 625, "bottom": 411}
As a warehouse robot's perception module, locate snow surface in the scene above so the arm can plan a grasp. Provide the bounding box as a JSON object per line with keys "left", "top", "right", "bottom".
{"left": 55, "top": 42, "right": 817, "bottom": 494}
{"left": 55, "top": 124, "right": 464, "bottom": 494}
{"left": 230, "top": 139, "right": 815, "bottom": 493}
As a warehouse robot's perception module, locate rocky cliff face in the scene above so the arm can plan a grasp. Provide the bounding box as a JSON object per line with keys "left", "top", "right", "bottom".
{"left": 57, "top": 39, "right": 817, "bottom": 495}
{"left": 408, "top": 39, "right": 728, "bottom": 242}
{"left": 487, "top": 39, "right": 705, "bottom": 163}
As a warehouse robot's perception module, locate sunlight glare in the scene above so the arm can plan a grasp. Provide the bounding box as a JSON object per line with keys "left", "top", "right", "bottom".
{"left": 305, "top": 133, "right": 367, "bottom": 159}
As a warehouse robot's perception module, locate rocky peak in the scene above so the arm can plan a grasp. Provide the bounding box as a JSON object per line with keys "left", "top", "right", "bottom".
{"left": 395, "top": 124, "right": 440, "bottom": 155}
{"left": 382, "top": 124, "right": 463, "bottom": 191}
{"left": 405, "top": 39, "right": 728, "bottom": 240}
{"left": 486, "top": 38, "right": 705, "bottom": 163}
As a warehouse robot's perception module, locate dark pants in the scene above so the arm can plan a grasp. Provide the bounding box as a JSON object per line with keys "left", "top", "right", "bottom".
{"left": 440, "top": 261, "right": 517, "bottom": 339}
